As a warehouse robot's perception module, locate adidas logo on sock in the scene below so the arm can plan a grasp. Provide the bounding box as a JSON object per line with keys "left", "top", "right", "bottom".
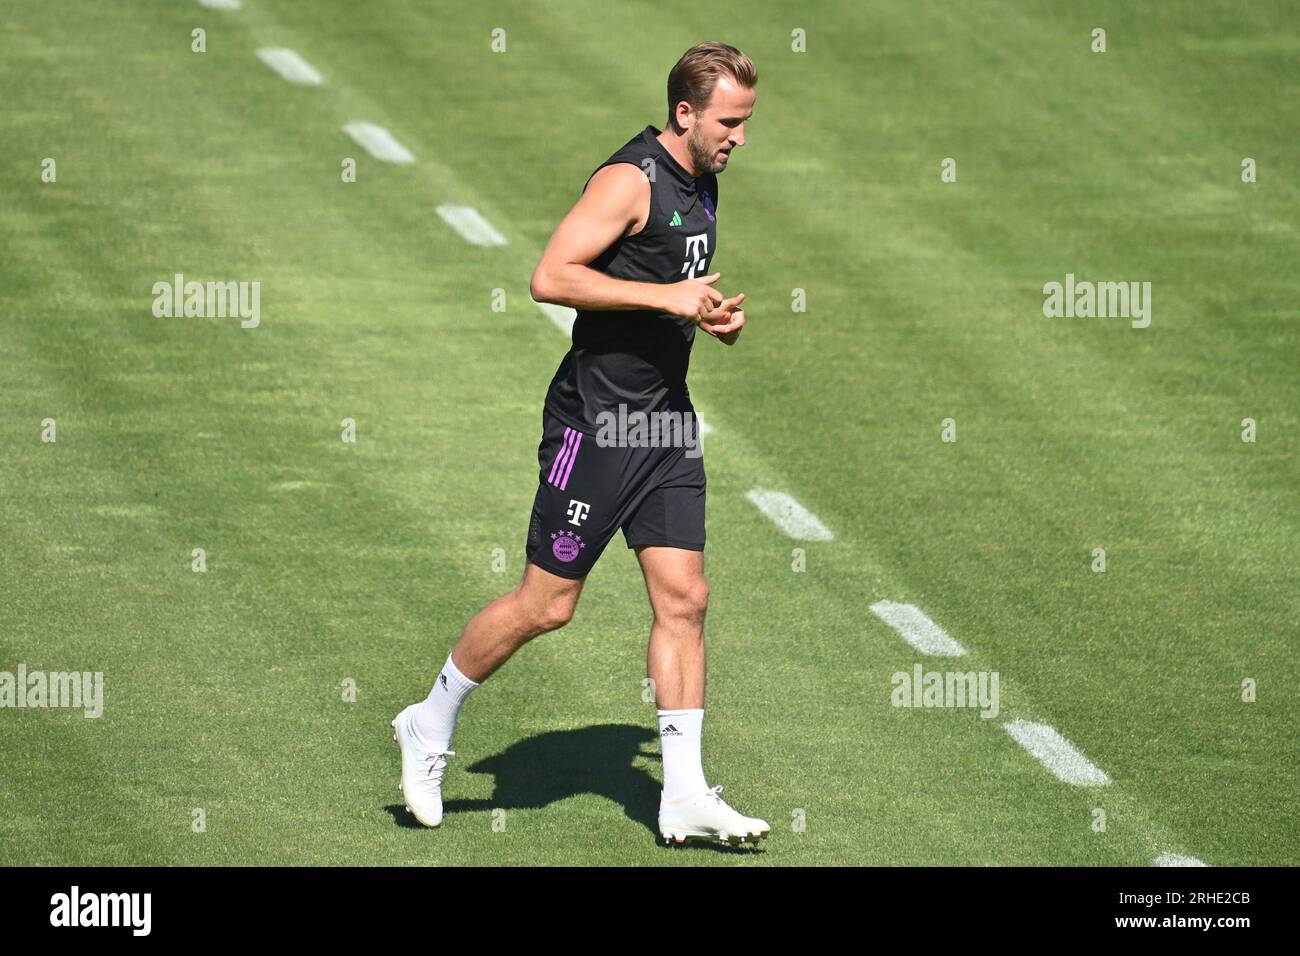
{"left": 439, "top": 673, "right": 448, "bottom": 690}
{"left": 661, "top": 724, "right": 682, "bottom": 736}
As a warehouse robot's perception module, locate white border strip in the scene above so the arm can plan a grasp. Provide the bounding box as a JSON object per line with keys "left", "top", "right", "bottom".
{"left": 196, "top": 0, "right": 242, "bottom": 9}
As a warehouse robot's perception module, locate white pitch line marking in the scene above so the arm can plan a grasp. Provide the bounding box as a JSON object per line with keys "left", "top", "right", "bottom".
{"left": 1003, "top": 719, "right": 1111, "bottom": 787}
{"left": 196, "top": 0, "right": 242, "bottom": 9}
{"left": 436, "top": 204, "right": 507, "bottom": 247}
{"left": 536, "top": 302, "right": 575, "bottom": 335}
{"left": 256, "top": 48, "right": 323, "bottom": 87}
{"left": 342, "top": 122, "right": 415, "bottom": 165}
{"left": 745, "top": 489, "right": 833, "bottom": 541}
{"left": 869, "top": 601, "right": 967, "bottom": 656}
{"left": 1155, "top": 852, "right": 1209, "bottom": 867}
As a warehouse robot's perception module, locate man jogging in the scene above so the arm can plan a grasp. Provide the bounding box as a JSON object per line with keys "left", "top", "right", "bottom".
{"left": 393, "top": 42, "right": 765, "bottom": 847}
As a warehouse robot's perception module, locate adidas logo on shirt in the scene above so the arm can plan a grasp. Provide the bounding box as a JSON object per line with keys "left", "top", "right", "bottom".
{"left": 668, "top": 210, "right": 682, "bottom": 226}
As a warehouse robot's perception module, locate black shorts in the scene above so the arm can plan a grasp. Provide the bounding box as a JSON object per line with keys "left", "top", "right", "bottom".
{"left": 524, "top": 407, "right": 706, "bottom": 579}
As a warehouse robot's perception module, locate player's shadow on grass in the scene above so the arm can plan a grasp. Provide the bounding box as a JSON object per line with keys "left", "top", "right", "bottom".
{"left": 384, "top": 722, "right": 760, "bottom": 853}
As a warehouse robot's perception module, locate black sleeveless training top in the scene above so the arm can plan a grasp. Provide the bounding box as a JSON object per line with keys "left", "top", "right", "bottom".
{"left": 541, "top": 124, "right": 719, "bottom": 434}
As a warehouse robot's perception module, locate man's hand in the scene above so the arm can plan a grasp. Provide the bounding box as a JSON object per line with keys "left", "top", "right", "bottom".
{"left": 657, "top": 272, "right": 724, "bottom": 322}
{"left": 711, "top": 310, "right": 744, "bottom": 345}
{"left": 697, "top": 292, "right": 746, "bottom": 346}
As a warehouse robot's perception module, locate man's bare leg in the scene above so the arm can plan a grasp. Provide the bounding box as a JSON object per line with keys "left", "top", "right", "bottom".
{"left": 639, "top": 545, "right": 710, "bottom": 801}
{"left": 639, "top": 546, "right": 708, "bottom": 710}
{"left": 638, "top": 545, "right": 768, "bottom": 844}
{"left": 405, "top": 561, "right": 584, "bottom": 753}
{"left": 450, "top": 561, "right": 586, "bottom": 683}
{"left": 393, "top": 561, "right": 586, "bottom": 827}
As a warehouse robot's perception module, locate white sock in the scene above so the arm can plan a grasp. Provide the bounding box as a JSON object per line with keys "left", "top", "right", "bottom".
{"left": 412, "top": 653, "right": 480, "bottom": 751}
{"left": 658, "top": 708, "right": 708, "bottom": 801}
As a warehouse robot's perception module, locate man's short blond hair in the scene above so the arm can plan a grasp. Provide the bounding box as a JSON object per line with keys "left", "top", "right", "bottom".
{"left": 666, "top": 42, "right": 758, "bottom": 132}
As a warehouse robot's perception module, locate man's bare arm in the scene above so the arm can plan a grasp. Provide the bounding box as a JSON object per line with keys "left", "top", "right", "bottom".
{"left": 530, "top": 164, "right": 665, "bottom": 312}
{"left": 531, "top": 163, "right": 726, "bottom": 321}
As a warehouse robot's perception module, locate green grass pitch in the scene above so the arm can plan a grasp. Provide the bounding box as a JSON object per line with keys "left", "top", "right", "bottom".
{"left": 1, "top": 0, "right": 1296, "bottom": 865}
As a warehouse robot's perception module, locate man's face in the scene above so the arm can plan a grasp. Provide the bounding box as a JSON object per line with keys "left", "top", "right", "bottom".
{"left": 682, "top": 75, "right": 755, "bottom": 175}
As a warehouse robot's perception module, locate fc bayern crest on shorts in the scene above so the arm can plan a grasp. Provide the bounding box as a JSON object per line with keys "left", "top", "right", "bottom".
{"left": 550, "top": 530, "right": 587, "bottom": 563}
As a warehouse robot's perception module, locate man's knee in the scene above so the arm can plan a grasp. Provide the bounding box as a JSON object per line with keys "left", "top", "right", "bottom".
{"left": 537, "top": 595, "right": 578, "bottom": 633}
{"left": 516, "top": 566, "right": 583, "bottom": 634}
{"left": 657, "top": 578, "right": 709, "bottom": 625}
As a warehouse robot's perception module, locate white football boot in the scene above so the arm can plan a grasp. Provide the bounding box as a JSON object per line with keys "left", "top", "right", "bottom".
{"left": 391, "top": 703, "right": 455, "bottom": 827}
{"left": 659, "top": 785, "right": 770, "bottom": 847}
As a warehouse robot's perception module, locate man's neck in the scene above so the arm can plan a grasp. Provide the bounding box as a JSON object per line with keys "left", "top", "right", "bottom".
{"left": 656, "top": 127, "right": 699, "bottom": 177}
